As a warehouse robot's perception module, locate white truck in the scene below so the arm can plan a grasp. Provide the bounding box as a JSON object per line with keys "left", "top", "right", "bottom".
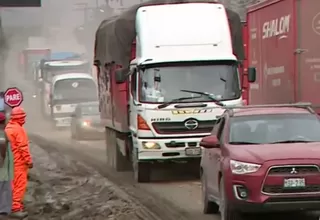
{"left": 38, "top": 60, "right": 91, "bottom": 118}
{"left": 94, "top": 0, "right": 256, "bottom": 182}
{"left": 49, "top": 73, "right": 98, "bottom": 127}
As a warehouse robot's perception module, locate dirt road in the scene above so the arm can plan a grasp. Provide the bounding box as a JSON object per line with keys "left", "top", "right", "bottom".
{"left": 26, "top": 143, "right": 145, "bottom": 220}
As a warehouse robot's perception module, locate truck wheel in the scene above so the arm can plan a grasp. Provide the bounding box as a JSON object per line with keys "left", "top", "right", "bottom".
{"left": 189, "top": 159, "right": 201, "bottom": 179}
{"left": 74, "top": 127, "right": 81, "bottom": 140}
{"left": 40, "top": 99, "right": 46, "bottom": 118}
{"left": 71, "top": 128, "right": 75, "bottom": 139}
{"left": 106, "top": 128, "right": 131, "bottom": 172}
{"left": 50, "top": 119, "right": 57, "bottom": 129}
{"left": 220, "top": 177, "right": 243, "bottom": 220}
{"left": 132, "top": 149, "right": 151, "bottom": 183}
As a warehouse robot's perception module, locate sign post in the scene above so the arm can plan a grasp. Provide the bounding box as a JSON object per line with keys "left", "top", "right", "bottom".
{"left": 4, "top": 87, "right": 23, "bottom": 108}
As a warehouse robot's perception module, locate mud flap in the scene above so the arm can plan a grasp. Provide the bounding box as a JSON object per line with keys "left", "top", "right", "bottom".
{"left": 105, "top": 128, "right": 131, "bottom": 172}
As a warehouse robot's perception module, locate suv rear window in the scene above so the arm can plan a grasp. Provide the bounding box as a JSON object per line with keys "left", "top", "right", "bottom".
{"left": 229, "top": 114, "right": 320, "bottom": 144}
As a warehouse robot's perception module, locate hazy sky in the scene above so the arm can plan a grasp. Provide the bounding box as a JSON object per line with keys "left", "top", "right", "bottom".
{"left": 0, "top": 0, "right": 106, "bottom": 28}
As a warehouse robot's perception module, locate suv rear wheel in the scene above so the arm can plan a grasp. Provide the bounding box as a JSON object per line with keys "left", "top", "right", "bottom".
{"left": 220, "top": 177, "right": 243, "bottom": 220}
{"left": 201, "top": 172, "right": 219, "bottom": 214}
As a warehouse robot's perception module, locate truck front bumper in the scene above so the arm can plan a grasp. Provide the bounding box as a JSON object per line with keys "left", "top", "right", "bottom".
{"left": 136, "top": 137, "right": 203, "bottom": 161}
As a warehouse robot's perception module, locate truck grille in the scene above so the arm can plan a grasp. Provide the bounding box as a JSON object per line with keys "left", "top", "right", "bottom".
{"left": 268, "top": 166, "right": 319, "bottom": 175}
{"left": 152, "top": 120, "right": 215, "bottom": 134}
{"left": 165, "top": 142, "right": 197, "bottom": 148}
{"left": 262, "top": 165, "right": 320, "bottom": 195}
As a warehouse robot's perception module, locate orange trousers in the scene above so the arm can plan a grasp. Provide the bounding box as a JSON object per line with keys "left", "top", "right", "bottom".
{"left": 12, "top": 166, "right": 28, "bottom": 212}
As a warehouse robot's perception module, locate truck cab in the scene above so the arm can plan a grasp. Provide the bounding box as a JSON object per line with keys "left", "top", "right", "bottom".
{"left": 20, "top": 48, "right": 51, "bottom": 80}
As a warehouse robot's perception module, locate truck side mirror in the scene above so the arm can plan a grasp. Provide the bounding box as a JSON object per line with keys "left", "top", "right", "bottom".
{"left": 115, "top": 68, "right": 129, "bottom": 84}
{"left": 248, "top": 67, "right": 256, "bottom": 83}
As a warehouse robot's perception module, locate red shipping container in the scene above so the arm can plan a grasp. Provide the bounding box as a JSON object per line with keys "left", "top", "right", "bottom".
{"left": 247, "top": 0, "right": 320, "bottom": 111}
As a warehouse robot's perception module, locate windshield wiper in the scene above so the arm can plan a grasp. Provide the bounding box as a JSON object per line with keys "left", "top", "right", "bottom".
{"left": 270, "top": 140, "right": 314, "bottom": 144}
{"left": 229, "top": 141, "right": 261, "bottom": 145}
{"left": 157, "top": 97, "right": 196, "bottom": 109}
{"left": 180, "top": 89, "right": 224, "bottom": 106}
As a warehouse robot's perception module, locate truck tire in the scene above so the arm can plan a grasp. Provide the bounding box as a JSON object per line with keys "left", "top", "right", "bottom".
{"left": 105, "top": 128, "right": 131, "bottom": 172}
{"left": 220, "top": 177, "right": 243, "bottom": 220}
{"left": 189, "top": 159, "right": 201, "bottom": 179}
{"left": 132, "top": 148, "right": 151, "bottom": 183}
{"left": 73, "top": 127, "right": 81, "bottom": 140}
{"left": 71, "top": 128, "right": 75, "bottom": 139}
{"left": 40, "top": 98, "right": 46, "bottom": 118}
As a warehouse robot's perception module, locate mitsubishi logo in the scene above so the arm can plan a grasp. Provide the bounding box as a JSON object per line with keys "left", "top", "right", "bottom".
{"left": 290, "top": 167, "right": 298, "bottom": 174}
{"left": 184, "top": 119, "right": 199, "bottom": 130}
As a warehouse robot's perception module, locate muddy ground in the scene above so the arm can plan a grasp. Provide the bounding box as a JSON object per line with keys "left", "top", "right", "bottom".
{"left": 24, "top": 143, "right": 142, "bottom": 220}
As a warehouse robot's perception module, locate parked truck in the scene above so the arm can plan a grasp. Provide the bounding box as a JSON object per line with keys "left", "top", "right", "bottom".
{"left": 246, "top": 0, "right": 320, "bottom": 112}
{"left": 94, "top": 0, "right": 256, "bottom": 182}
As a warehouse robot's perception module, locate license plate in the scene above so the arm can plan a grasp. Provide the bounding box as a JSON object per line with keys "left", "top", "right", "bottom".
{"left": 185, "top": 147, "right": 201, "bottom": 156}
{"left": 283, "top": 178, "right": 305, "bottom": 188}
{"left": 61, "top": 118, "right": 70, "bottom": 123}
{"left": 56, "top": 118, "right": 71, "bottom": 125}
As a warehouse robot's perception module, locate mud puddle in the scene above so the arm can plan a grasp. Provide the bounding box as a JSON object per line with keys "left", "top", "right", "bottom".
{"left": 24, "top": 144, "right": 141, "bottom": 220}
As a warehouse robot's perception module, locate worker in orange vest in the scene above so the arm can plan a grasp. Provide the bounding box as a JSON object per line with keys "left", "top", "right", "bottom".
{"left": 5, "top": 107, "right": 32, "bottom": 218}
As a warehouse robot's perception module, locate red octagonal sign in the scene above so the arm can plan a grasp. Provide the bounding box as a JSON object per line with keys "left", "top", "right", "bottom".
{"left": 4, "top": 87, "right": 23, "bottom": 108}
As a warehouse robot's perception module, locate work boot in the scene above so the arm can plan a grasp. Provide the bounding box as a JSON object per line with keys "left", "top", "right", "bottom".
{"left": 9, "top": 211, "right": 28, "bottom": 219}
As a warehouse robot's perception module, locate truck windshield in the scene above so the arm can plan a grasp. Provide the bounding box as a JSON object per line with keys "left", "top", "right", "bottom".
{"left": 229, "top": 114, "right": 320, "bottom": 144}
{"left": 81, "top": 105, "right": 100, "bottom": 115}
{"left": 139, "top": 62, "right": 240, "bottom": 103}
{"left": 53, "top": 78, "right": 97, "bottom": 104}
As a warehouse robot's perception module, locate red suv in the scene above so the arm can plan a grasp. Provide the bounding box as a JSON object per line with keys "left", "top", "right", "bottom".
{"left": 200, "top": 104, "right": 320, "bottom": 220}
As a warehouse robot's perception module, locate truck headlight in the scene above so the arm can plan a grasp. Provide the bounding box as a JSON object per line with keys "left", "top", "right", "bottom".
{"left": 230, "top": 160, "right": 261, "bottom": 175}
{"left": 142, "top": 142, "right": 161, "bottom": 149}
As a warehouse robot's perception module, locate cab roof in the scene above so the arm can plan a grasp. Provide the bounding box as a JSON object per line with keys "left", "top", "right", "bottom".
{"left": 24, "top": 48, "right": 50, "bottom": 51}
{"left": 232, "top": 107, "right": 311, "bottom": 117}
{"left": 52, "top": 73, "right": 93, "bottom": 84}
{"left": 45, "top": 60, "right": 88, "bottom": 67}
{"left": 78, "top": 101, "right": 99, "bottom": 107}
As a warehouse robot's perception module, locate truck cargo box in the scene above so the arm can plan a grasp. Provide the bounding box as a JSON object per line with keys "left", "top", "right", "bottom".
{"left": 247, "top": 0, "right": 320, "bottom": 110}
{"left": 94, "top": 0, "right": 245, "bottom": 69}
